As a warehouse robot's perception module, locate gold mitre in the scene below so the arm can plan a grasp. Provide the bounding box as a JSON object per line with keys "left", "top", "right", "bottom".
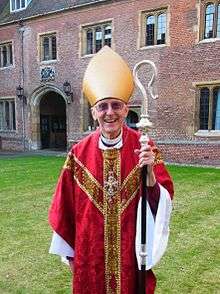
{"left": 83, "top": 46, "right": 134, "bottom": 106}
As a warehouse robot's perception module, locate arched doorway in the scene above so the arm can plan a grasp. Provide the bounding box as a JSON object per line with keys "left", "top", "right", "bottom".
{"left": 40, "top": 91, "right": 66, "bottom": 149}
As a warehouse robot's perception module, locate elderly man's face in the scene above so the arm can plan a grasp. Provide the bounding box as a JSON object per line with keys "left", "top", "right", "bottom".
{"left": 92, "top": 98, "right": 129, "bottom": 139}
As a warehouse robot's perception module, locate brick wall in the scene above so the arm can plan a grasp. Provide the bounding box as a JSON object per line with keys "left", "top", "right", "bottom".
{"left": 159, "top": 142, "right": 220, "bottom": 165}
{"left": 0, "top": 0, "right": 220, "bottom": 165}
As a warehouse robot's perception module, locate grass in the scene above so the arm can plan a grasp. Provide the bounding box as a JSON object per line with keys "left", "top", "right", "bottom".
{"left": 156, "top": 165, "right": 220, "bottom": 294}
{"left": 0, "top": 156, "right": 71, "bottom": 294}
{"left": 0, "top": 157, "right": 219, "bottom": 293}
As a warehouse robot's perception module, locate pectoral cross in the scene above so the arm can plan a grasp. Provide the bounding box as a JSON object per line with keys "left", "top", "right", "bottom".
{"left": 104, "top": 171, "right": 119, "bottom": 201}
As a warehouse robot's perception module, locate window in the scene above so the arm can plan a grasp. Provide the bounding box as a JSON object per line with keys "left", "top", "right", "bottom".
{"left": 142, "top": 9, "right": 167, "bottom": 47}
{"left": 0, "top": 42, "right": 13, "bottom": 68}
{"left": 10, "top": 0, "right": 31, "bottom": 12}
{"left": 198, "top": 85, "right": 220, "bottom": 130}
{"left": 82, "top": 22, "right": 112, "bottom": 55}
{"left": 0, "top": 100, "right": 16, "bottom": 131}
{"left": 40, "top": 34, "right": 57, "bottom": 61}
{"left": 126, "top": 109, "right": 139, "bottom": 130}
{"left": 202, "top": 1, "right": 220, "bottom": 39}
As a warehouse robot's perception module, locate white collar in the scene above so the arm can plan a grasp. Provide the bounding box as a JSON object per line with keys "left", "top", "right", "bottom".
{"left": 98, "top": 130, "right": 123, "bottom": 150}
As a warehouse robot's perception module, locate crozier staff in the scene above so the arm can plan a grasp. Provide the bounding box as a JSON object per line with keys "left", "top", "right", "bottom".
{"left": 133, "top": 60, "right": 160, "bottom": 294}
{"left": 48, "top": 46, "right": 174, "bottom": 294}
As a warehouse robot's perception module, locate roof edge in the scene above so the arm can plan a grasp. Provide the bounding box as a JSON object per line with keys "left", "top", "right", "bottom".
{"left": 0, "top": 0, "right": 111, "bottom": 27}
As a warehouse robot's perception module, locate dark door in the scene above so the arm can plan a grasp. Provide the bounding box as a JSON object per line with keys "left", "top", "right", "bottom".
{"left": 51, "top": 115, "right": 66, "bottom": 149}
{"left": 40, "top": 92, "right": 67, "bottom": 149}
{"left": 40, "top": 115, "right": 50, "bottom": 148}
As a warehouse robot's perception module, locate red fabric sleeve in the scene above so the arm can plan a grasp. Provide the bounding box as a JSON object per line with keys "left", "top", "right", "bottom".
{"left": 48, "top": 167, "right": 75, "bottom": 249}
{"left": 153, "top": 163, "right": 174, "bottom": 199}
{"left": 148, "top": 141, "right": 174, "bottom": 199}
{"left": 147, "top": 162, "right": 174, "bottom": 216}
{"left": 146, "top": 141, "right": 174, "bottom": 216}
{"left": 147, "top": 182, "right": 160, "bottom": 217}
{"left": 146, "top": 269, "right": 156, "bottom": 294}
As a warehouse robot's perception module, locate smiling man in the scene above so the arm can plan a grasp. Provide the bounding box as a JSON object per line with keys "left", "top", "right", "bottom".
{"left": 49, "top": 46, "right": 174, "bottom": 294}
{"left": 92, "top": 99, "right": 128, "bottom": 139}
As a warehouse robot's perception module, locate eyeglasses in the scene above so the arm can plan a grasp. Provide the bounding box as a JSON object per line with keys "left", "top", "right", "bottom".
{"left": 95, "top": 101, "right": 125, "bottom": 112}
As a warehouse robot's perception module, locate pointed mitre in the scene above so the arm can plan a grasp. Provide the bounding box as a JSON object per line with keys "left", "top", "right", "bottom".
{"left": 82, "top": 46, "right": 134, "bottom": 106}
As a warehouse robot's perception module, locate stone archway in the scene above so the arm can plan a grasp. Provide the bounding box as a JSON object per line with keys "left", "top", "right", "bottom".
{"left": 30, "top": 85, "right": 69, "bottom": 150}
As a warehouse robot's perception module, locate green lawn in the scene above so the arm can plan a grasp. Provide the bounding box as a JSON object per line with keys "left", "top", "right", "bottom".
{"left": 0, "top": 157, "right": 219, "bottom": 293}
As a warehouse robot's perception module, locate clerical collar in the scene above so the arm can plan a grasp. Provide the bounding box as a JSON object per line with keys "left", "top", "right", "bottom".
{"left": 99, "top": 131, "right": 123, "bottom": 150}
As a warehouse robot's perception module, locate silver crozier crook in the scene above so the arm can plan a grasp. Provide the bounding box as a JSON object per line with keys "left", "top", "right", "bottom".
{"left": 133, "top": 60, "right": 158, "bottom": 294}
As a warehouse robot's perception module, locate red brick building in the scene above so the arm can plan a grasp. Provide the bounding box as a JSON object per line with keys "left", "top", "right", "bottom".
{"left": 0, "top": 0, "right": 220, "bottom": 165}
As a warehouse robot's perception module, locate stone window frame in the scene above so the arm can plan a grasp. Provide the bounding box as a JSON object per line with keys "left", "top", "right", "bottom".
{"left": 139, "top": 7, "right": 169, "bottom": 49}
{"left": 0, "top": 98, "right": 16, "bottom": 132}
{"left": 194, "top": 81, "right": 220, "bottom": 137}
{"left": 39, "top": 32, "right": 57, "bottom": 62}
{"left": 10, "top": 0, "right": 31, "bottom": 12}
{"left": 199, "top": 0, "right": 220, "bottom": 41}
{"left": 0, "top": 41, "right": 13, "bottom": 69}
{"left": 80, "top": 19, "right": 113, "bottom": 57}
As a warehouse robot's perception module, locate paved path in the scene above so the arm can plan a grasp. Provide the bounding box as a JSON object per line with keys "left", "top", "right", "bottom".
{"left": 0, "top": 150, "right": 67, "bottom": 158}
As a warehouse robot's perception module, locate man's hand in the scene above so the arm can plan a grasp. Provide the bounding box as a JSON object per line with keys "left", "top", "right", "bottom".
{"left": 134, "top": 144, "right": 156, "bottom": 187}
{"left": 135, "top": 144, "right": 155, "bottom": 167}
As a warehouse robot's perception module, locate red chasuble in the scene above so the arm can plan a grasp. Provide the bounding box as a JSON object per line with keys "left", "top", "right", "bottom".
{"left": 49, "top": 125, "right": 174, "bottom": 294}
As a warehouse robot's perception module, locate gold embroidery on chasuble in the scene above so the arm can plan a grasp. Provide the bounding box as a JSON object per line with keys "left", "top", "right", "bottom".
{"left": 63, "top": 153, "right": 75, "bottom": 171}
{"left": 152, "top": 147, "right": 164, "bottom": 165}
{"left": 103, "top": 149, "right": 121, "bottom": 294}
{"left": 67, "top": 150, "right": 140, "bottom": 294}
{"left": 103, "top": 150, "right": 141, "bottom": 294}
{"left": 73, "top": 155, "right": 104, "bottom": 213}
{"left": 120, "top": 166, "right": 140, "bottom": 213}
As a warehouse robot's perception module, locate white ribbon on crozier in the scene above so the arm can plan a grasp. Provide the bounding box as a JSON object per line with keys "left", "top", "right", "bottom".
{"left": 135, "top": 184, "right": 172, "bottom": 270}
